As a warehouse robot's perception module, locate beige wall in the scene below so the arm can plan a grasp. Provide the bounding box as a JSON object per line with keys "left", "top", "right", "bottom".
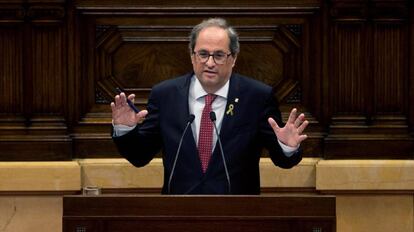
{"left": 1, "top": 158, "right": 414, "bottom": 232}
{"left": 337, "top": 195, "right": 413, "bottom": 232}
{"left": 0, "top": 197, "right": 62, "bottom": 232}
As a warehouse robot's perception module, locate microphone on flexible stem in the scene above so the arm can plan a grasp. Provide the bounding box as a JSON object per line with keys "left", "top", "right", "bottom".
{"left": 167, "top": 114, "right": 195, "bottom": 194}
{"left": 209, "top": 111, "right": 231, "bottom": 194}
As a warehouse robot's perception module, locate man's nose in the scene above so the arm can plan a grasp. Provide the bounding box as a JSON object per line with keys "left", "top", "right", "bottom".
{"left": 205, "top": 55, "right": 216, "bottom": 66}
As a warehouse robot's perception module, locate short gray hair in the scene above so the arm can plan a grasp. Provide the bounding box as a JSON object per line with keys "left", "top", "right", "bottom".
{"left": 189, "top": 18, "right": 240, "bottom": 56}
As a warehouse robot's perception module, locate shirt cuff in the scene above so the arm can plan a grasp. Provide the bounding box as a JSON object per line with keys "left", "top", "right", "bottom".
{"left": 112, "top": 121, "right": 136, "bottom": 137}
{"left": 278, "top": 140, "right": 299, "bottom": 157}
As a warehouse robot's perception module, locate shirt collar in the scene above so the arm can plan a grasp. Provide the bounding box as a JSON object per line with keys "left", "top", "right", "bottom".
{"left": 191, "top": 74, "right": 229, "bottom": 100}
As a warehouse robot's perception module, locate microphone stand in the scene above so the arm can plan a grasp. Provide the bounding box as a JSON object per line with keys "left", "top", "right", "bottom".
{"left": 210, "top": 111, "right": 231, "bottom": 194}
{"left": 167, "top": 114, "right": 195, "bottom": 194}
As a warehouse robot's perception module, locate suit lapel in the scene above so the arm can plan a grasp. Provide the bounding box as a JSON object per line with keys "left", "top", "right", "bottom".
{"left": 176, "top": 72, "right": 198, "bottom": 149}
{"left": 218, "top": 73, "right": 243, "bottom": 142}
{"left": 176, "top": 73, "right": 192, "bottom": 120}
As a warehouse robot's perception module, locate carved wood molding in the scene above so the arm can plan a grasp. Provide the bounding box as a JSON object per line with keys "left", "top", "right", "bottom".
{"left": 74, "top": 0, "right": 320, "bottom": 15}
{"left": 27, "top": 5, "right": 65, "bottom": 23}
{"left": 93, "top": 23, "right": 305, "bottom": 105}
{"left": 0, "top": 5, "right": 25, "bottom": 23}
{"left": 0, "top": 2, "right": 66, "bottom": 24}
{"left": 330, "top": 0, "right": 409, "bottom": 21}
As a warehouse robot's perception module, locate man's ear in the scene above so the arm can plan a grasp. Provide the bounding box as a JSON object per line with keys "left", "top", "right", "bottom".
{"left": 232, "top": 55, "right": 237, "bottom": 67}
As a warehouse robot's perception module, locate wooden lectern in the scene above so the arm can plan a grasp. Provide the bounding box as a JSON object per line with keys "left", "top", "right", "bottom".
{"left": 63, "top": 194, "right": 335, "bottom": 232}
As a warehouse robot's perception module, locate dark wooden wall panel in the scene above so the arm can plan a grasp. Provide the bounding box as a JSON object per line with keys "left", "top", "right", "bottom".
{"left": 0, "top": 0, "right": 413, "bottom": 160}
{"left": 31, "top": 27, "right": 65, "bottom": 113}
{"left": 0, "top": 27, "right": 23, "bottom": 114}
{"left": 0, "top": 0, "right": 71, "bottom": 160}
{"left": 410, "top": 1, "right": 414, "bottom": 133}
{"left": 331, "top": 23, "right": 366, "bottom": 114}
{"left": 324, "top": 0, "right": 413, "bottom": 158}
{"left": 373, "top": 23, "right": 406, "bottom": 113}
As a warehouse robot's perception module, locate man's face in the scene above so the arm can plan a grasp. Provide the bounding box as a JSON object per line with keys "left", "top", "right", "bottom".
{"left": 191, "top": 26, "right": 237, "bottom": 93}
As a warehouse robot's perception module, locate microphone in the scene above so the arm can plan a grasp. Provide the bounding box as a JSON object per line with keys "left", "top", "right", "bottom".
{"left": 167, "top": 114, "right": 195, "bottom": 194}
{"left": 209, "top": 111, "right": 231, "bottom": 194}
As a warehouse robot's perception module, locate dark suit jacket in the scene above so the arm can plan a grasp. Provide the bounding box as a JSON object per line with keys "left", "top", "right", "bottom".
{"left": 113, "top": 72, "right": 302, "bottom": 194}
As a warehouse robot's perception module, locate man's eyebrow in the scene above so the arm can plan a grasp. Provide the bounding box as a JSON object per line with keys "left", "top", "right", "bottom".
{"left": 198, "top": 49, "right": 226, "bottom": 53}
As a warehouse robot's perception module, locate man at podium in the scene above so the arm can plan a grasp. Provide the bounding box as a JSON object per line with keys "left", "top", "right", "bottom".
{"left": 111, "top": 18, "right": 308, "bottom": 194}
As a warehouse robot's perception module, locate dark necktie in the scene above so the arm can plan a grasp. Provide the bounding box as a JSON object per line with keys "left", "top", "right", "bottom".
{"left": 198, "top": 94, "right": 217, "bottom": 173}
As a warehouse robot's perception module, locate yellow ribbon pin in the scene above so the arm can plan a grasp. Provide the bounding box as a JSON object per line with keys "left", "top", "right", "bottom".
{"left": 226, "top": 104, "right": 234, "bottom": 115}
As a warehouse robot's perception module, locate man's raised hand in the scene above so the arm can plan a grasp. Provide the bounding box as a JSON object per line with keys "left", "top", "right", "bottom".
{"left": 268, "top": 108, "right": 308, "bottom": 148}
{"left": 110, "top": 92, "right": 148, "bottom": 127}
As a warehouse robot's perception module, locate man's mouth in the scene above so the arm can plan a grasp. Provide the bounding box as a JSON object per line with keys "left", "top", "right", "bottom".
{"left": 204, "top": 70, "right": 217, "bottom": 74}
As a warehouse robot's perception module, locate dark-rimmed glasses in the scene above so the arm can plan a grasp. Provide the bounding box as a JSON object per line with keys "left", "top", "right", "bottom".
{"left": 193, "top": 50, "right": 232, "bottom": 65}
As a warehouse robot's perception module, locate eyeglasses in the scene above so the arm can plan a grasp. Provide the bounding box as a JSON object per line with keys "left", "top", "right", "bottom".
{"left": 193, "top": 50, "right": 232, "bottom": 65}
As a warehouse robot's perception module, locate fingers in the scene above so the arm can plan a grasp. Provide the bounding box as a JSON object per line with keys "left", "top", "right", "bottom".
{"left": 292, "top": 111, "right": 308, "bottom": 134}
{"left": 297, "top": 134, "right": 308, "bottom": 144}
{"left": 292, "top": 110, "right": 308, "bottom": 143}
{"left": 113, "top": 92, "right": 136, "bottom": 108}
{"left": 137, "top": 110, "right": 148, "bottom": 118}
{"left": 297, "top": 119, "right": 309, "bottom": 134}
{"left": 136, "top": 110, "right": 148, "bottom": 124}
{"left": 287, "top": 108, "right": 297, "bottom": 125}
{"left": 268, "top": 117, "right": 280, "bottom": 132}
{"left": 288, "top": 108, "right": 309, "bottom": 135}
{"left": 114, "top": 92, "right": 126, "bottom": 107}
{"left": 128, "top": 94, "right": 135, "bottom": 103}
{"left": 294, "top": 113, "right": 305, "bottom": 128}
{"left": 289, "top": 109, "right": 307, "bottom": 128}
